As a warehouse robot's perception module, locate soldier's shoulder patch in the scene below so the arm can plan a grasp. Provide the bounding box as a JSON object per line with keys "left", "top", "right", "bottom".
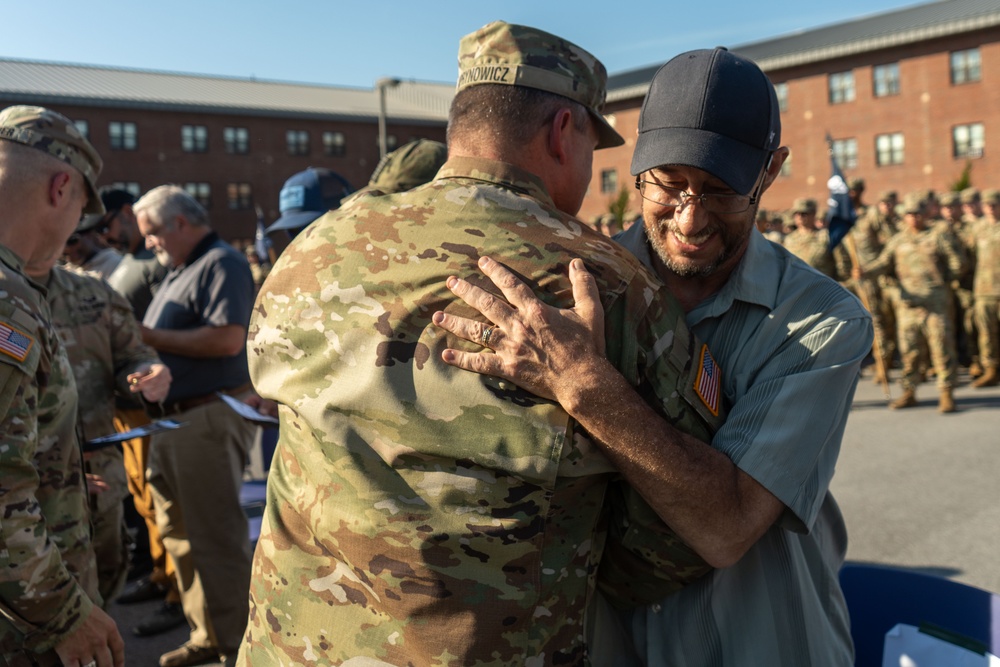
{"left": 694, "top": 344, "right": 721, "bottom": 417}
{"left": 0, "top": 319, "right": 34, "bottom": 363}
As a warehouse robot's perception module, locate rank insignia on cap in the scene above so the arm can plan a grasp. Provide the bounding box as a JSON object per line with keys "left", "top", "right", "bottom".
{"left": 0, "top": 322, "right": 34, "bottom": 362}
{"left": 694, "top": 344, "right": 720, "bottom": 416}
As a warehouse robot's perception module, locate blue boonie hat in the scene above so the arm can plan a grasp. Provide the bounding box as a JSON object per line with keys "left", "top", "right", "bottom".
{"left": 266, "top": 167, "right": 353, "bottom": 235}
{"left": 630, "top": 48, "right": 781, "bottom": 195}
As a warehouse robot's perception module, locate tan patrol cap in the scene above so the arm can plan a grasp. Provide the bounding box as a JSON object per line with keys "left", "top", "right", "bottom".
{"left": 981, "top": 188, "right": 1000, "bottom": 205}
{"left": 900, "top": 192, "right": 925, "bottom": 215}
{"left": 960, "top": 187, "right": 980, "bottom": 204}
{"left": 791, "top": 197, "right": 817, "bottom": 214}
{"left": 0, "top": 105, "right": 104, "bottom": 214}
{"left": 456, "top": 21, "right": 624, "bottom": 149}
{"left": 369, "top": 139, "right": 447, "bottom": 194}
{"left": 937, "top": 191, "right": 960, "bottom": 208}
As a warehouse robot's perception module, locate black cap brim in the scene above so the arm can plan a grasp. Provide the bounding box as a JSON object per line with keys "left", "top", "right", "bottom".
{"left": 630, "top": 127, "right": 769, "bottom": 195}
{"left": 265, "top": 210, "right": 324, "bottom": 235}
{"left": 592, "top": 111, "right": 624, "bottom": 150}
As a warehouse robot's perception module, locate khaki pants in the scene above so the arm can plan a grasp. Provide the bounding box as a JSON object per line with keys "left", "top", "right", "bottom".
{"left": 975, "top": 296, "right": 999, "bottom": 369}
{"left": 148, "top": 399, "right": 255, "bottom": 653}
{"left": 115, "top": 408, "right": 180, "bottom": 603}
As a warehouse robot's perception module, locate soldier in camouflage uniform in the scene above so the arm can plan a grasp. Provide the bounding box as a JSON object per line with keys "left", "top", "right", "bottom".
{"left": 959, "top": 187, "right": 984, "bottom": 376}
{"left": 0, "top": 106, "right": 124, "bottom": 666}
{"left": 239, "top": 22, "right": 723, "bottom": 666}
{"left": 22, "top": 259, "right": 171, "bottom": 607}
{"left": 936, "top": 192, "right": 976, "bottom": 372}
{"left": 969, "top": 189, "right": 1000, "bottom": 387}
{"left": 858, "top": 193, "right": 964, "bottom": 412}
{"left": 851, "top": 189, "right": 901, "bottom": 380}
{"left": 782, "top": 197, "right": 851, "bottom": 281}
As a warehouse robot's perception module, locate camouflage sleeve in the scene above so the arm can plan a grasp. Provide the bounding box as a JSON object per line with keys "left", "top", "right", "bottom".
{"left": 0, "top": 311, "right": 94, "bottom": 652}
{"left": 863, "top": 236, "right": 897, "bottom": 278}
{"left": 938, "top": 230, "right": 965, "bottom": 283}
{"left": 596, "top": 277, "right": 724, "bottom": 608}
{"left": 105, "top": 281, "right": 159, "bottom": 396}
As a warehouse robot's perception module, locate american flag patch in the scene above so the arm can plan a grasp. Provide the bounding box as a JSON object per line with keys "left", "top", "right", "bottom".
{"left": 0, "top": 322, "right": 34, "bottom": 362}
{"left": 694, "top": 344, "right": 720, "bottom": 416}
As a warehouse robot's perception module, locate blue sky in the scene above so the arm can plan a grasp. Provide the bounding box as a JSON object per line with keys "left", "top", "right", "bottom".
{"left": 7, "top": 0, "right": 921, "bottom": 87}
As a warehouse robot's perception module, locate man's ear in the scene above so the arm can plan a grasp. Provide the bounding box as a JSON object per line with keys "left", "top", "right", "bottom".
{"left": 47, "top": 171, "right": 74, "bottom": 207}
{"left": 546, "top": 107, "right": 575, "bottom": 166}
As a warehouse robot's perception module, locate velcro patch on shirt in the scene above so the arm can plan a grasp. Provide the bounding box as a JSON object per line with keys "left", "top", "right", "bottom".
{"left": 694, "top": 344, "right": 720, "bottom": 417}
{"left": 0, "top": 321, "right": 34, "bottom": 362}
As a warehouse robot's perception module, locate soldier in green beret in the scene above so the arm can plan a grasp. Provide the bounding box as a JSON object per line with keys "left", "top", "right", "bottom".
{"left": 0, "top": 105, "right": 125, "bottom": 666}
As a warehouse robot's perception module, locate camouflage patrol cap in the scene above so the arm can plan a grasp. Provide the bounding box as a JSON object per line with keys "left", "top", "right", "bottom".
{"left": 368, "top": 139, "right": 447, "bottom": 194}
{"left": 878, "top": 190, "right": 898, "bottom": 203}
{"left": 961, "top": 187, "right": 981, "bottom": 204}
{"left": 937, "top": 191, "right": 961, "bottom": 207}
{"left": 0, "top": 105, "right": 104, "bottom": 214}
{"left": 981, "top": 188, "right": 1000, "bottom": 205}
{"left": 456, "top": 21, "right": 624, "bottom": 149}
{"left": 899, "top": 192, "right": 925, "bottom": 215}
{"left": 848, "top": 178, "right": 865, "bottom": 191}
{"left": 791, "top": 197, "right": 817, "bottom": 214}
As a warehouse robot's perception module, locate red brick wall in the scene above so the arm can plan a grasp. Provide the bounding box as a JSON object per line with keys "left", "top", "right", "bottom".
{"left": 32, "top": 103, "right": 446, "bottom": 242}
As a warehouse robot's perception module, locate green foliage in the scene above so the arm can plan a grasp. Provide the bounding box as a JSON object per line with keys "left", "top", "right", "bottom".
{"left": 608, "top": 186, "right": 630, "bottom": 231}
{"left": 951, "top": 160, "right": 973, "bottom": 191}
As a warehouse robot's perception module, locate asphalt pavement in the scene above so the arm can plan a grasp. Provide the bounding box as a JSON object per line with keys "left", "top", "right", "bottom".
{"left": 112, "top": 367, "right": 1000, "bottom": 665}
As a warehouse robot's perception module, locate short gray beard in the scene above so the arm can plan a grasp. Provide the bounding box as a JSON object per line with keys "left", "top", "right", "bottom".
{"left": 646, "top": 210, "right": 755, "bottom": 279}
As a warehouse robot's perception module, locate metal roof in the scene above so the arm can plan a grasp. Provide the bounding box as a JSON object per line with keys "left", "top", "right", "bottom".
{"left": 0, "top": 59, "right": 454, "bottom": 124}
{"left": 607, "top": 0, "right": 1000, "bottom": 102}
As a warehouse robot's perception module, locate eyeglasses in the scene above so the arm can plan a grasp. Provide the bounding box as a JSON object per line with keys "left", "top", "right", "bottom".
{"left": 635, "top": 154, "right": 774, "bottom": 215}
{"left": 635, "top": 179, "right": 753, "bottom": 214}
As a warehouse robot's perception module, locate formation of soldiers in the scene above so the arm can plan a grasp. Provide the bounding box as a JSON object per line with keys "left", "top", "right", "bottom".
{"left": 594, "top": 179, "right": 1000, "bottom": 414}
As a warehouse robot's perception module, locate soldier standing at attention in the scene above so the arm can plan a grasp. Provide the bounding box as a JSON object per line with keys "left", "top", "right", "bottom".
{"left": 969, "top": 189, "right": 1000, "bottom": 387}
{"left": 239, "top": 21, "right": 723, "bottom": 665}
{"left": 857, "top": 193, "right": 963, "bottom": 412}
{"left": 0, "top": 105, "right": 125, "bottom": 667}
{"left": 782, "top": 197, "right": 850, "bottom": 281}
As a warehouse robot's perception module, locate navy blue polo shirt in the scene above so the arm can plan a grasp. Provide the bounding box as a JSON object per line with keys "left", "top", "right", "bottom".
{"left": 143, "top": 232, "right": 254, "bottom": 403}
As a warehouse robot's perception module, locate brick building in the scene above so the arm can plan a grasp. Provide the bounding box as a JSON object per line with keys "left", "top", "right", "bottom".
{"left": 583, "top": 0, "right": 1000, "bottom": 224}
{"left": 4, "top": 0, "right": 999, "bottom": 234}
{"left": 0, "top": 60, "right": 450, "bottom": 241}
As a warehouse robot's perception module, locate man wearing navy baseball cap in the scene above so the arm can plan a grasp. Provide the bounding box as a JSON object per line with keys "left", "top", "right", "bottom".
{"left": 435, "top": 47, "right": 873, "bottom": 665}
{"left": 266, "top": 167, "right": 353, "bottom": 237}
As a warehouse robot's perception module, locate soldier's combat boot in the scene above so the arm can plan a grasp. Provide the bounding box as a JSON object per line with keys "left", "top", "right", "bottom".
{"left": 889, "top": 389, "right": 917, "bottom": 409}
{"left": 972, "top": 367, "right": 998, "bottom": 388}
{"left": 938, "top": 389, "right": 956, "bottom": 413}
{"left": 969, "top": 359, "right": 983, "bottom": 378}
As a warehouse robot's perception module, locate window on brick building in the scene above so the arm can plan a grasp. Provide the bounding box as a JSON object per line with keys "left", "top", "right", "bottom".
{"left": 227, "top": 182, "right": 253, "bottom": 210}
{"left": 774, "top": 82, "right": 788, "bottom": 112}
{"left": 184, "top": 182, "right": 212, "bottom": 209}
{"left": 951, "top": 48, "right": 981, "bottom": 85}
{"left": 109, "top": 122, "right": 137, "bottom": 150}
{"left": 224, "top": 127, "right": 249, "bottom": 154}
{"left": 953, "top": 123, "right": 985, "bottom": 158}
{"left": 286, "top": 130, "right": 310, "bottom": 156}
{"left": 828, "top": 71, "right": 855, "bottom": 104}
{"left": 600, "top": 169, "right": 618, "bottom": 194}
{"left": 110, "top": 182, "right": 141, "bottom": 198}
{"left": 875, "top": 133, "right": 905, "bottom": 166}
{"left": 873, "top": 63, "right": 900, "bottom": 97}
{"left": 181, "top": 125, "right": 208, "bottom": 153}
{"left": 73, "top": 120, "right": 89, "bottom": 139}
{"left": 831, "top": 138, "right": 858, "bottom": 169}
{"left": 374, "top": 134, "right": 398, "bottom": 152}
{"left": 323, "top": 131, "right": 346, "bottom": 157}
